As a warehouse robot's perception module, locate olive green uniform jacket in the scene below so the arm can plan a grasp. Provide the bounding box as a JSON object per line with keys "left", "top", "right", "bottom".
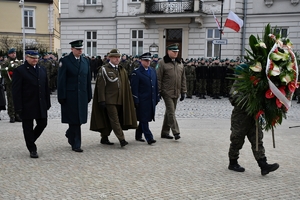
{"left": 90, "top": 63, "right": 137, "bottom": 131}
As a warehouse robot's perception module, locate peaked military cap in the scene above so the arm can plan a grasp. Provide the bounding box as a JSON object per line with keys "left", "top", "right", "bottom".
{"left": 167, "top": 43, "right": 179, "bottom": 51}
{"left": 108, "top": 49, "right": 121, "bottom": 57}
{"left": 25, "top": 50, "right": 39, "bottom": 59}
{"left": 69, "top": 40, "right": 83, "bottom": 49}
{"left": 8, "top": 48, "right": 16, "bottom": 54}
{"left": 140, "top": 52, "right": 152, "bottom": 60}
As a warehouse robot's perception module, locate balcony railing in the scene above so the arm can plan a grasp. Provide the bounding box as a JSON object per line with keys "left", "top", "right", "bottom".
{"left": 145, "top": 0, "right": 202, "bottom": 14}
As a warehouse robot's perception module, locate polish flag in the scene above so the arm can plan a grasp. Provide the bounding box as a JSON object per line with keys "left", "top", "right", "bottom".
{"left": 213, "top": 12, "right": 224, "bottom": 34}
{"left": 224, "top": 11, "right": 243, "bottom": 32}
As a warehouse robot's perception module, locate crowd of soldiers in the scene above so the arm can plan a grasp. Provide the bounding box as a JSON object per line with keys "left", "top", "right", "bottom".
{"left": 102, "top": 53, "right": 241, "bottom": 100}
{"left": 37, "top": 52, "right": 59, "bottom": 94}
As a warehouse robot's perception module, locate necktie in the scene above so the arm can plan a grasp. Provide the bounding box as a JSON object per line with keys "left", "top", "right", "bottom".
{"left": 77, "top": 58, "right": 80, "bottom": 63}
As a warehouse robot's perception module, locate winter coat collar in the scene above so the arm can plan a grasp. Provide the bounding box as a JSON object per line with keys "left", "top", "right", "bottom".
{"left": 163, "top": 55, "right": 181, "bottom": 64}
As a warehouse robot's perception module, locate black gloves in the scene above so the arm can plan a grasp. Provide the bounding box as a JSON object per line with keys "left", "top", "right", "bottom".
{"left": 179, "top": 94, "right": 185, "bottom": 101}
{"left": 99, "top": 101, "right": 106, "bottom": 110}
{"left": 58, "top": 99, "right": 65, "bottom": 104}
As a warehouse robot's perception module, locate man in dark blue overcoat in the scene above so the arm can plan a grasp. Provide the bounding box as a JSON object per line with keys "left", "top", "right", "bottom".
{"left": 12, "top": 51, "right": 51, "bottom": 158}
{"left": 57, "top": 40, "right": 92, "bottom": 152}
{"left": 131, "top": 52, "right": 160, "bottom": 145}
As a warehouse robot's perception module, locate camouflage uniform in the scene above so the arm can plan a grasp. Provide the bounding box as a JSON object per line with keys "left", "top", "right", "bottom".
{"left": 1, "top": 57, "right": 22, "bottom": 121}
{"left": 50, "top": 58, "right": 59, "bottom": 91}
{"left": 38, "top": 57, "right": 52, "bottom": 90}
{"left": 184, "top": 63, "right": 195, "bottom": 98}
{"left": 210, "top": 60, "right": 222, "bottom": 99}
{"left": 228, "top": 66, "right": 279, "bottom": 175}
{"left": 150, "top": 59, "right": 158, "bottom": 69}
{"left": 196, "top": 60, "right": 208, "bottom": 99}
{"left": 119, "top": 56, "right": 132, "bottom": 79}
{"left": 223, "top": 61, "right": 235, "bottom": 97}
{"left": 131, "top": 59, "right": 141, "bottom": 71}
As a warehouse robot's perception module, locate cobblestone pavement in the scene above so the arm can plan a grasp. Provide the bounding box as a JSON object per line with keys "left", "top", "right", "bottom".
{"left": 1, "top": 87, "right": 300, "bottom": 199}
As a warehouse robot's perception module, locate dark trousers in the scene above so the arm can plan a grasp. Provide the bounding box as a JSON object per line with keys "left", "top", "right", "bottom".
{"left": 22, "top": 118, "right": 47, "bottom": 152}
{"left": 135, "top": 122, "right": 153, "bottom": 141}
{"left": 66, "top": 124, "right": 82, "bottom": 149}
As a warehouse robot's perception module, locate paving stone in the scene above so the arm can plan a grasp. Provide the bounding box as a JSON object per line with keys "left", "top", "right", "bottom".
{"left": 1, "top": 86, "right": 300, "bottom": 199}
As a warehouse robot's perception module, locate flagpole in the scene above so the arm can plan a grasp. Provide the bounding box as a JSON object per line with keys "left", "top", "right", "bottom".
{"left": 218, "top": 0, "right": 224, "bottom": 60}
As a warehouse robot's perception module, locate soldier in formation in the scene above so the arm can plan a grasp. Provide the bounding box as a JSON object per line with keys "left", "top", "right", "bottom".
{"left": 184, "top": 61, "right": 196, "bottom": 98}
{"left": 0, "top": 48, "right": 22, "bottom": 122}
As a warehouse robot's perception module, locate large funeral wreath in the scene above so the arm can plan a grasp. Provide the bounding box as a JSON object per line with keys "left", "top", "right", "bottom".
{"left": 233, "top": 24, "right": 299, "bottom": 132}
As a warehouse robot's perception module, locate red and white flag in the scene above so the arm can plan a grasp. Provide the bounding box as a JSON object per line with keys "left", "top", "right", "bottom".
{"left": 213, "top": 12, "right": 223, "bottom": 34}
{"left": 224, "top": 11, "right": 243, "bottom": 32}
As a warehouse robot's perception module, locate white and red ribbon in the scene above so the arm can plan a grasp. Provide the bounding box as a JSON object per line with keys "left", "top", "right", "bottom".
{"left": 265, "top": 43, "right": 298, "bottom": 110}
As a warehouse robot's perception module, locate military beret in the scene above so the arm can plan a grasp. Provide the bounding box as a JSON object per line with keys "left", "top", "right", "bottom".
{"left": 140, "top": 52, "right": 152, "bottom": 60}
{"left": 8, "top": 48, "right": 16, "bottom": 54}
{"left": 69, "top": 40, "right": 83, "bottom": 49}
{"left": 166, "top": 43, "right": 179, "bottom": 51}
{"left": 25, "top": 50, "right": 39, "bottom": 59}
{"left": 153, "top": 54, "right": 158, "bottom": 58}
{"left": 108, "top": 49, "right": 121, "bottom": 57}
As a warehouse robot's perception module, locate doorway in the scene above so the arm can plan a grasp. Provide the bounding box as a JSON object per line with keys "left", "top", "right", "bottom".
{"left": 166, "top": 29, "right": 182, "bottom": 59}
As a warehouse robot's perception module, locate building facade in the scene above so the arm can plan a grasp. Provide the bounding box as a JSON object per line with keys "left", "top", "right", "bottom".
{"left": 59, "top": 0, "right": 300, "bottom": 59}
{"left": 0, "top": 0, "right": 60, "bottom": 56}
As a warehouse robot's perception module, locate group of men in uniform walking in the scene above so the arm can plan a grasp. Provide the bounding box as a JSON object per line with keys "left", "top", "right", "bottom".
{"left": 0, "top": 41, "right": 285, "bottom": 176}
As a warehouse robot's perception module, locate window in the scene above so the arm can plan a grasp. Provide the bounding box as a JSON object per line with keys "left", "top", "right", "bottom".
{"left": 131, "top": 30, "right": 143, "bottom": 56}
{"left": 274, "top": 28, "right": 288, "bottom": 38}
{"left": 24, "top": 9, "right": 34, "bottom": 28}
{"left": 206, "top": 29, "right": 220, "bottom": 57}
{"left": 86, "top": 31, "right": 97, "bottom": 56}
{"left": 131, "top": 0, "right": 139, "bottom": 2}
{"left": 86, "top": 0, "right": 96, "bottom": 4}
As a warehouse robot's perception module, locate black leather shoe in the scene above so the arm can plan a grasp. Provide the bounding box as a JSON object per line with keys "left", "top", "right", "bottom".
{"left": 30, "top": 151, "right": 39, "bottom": 158}
{"left": 161, "top": 134, "right": 173, "bottom": 139}
{"left": 228, "top": 164, "right": 245, "bottom": 172}
{"left": 100, "top": 138, "right": 114, "bottom": 145}
{"left": 10, "top": 117, "right": 15, "bottom": 123}
{"left": 72, "top": 148, "right": 83, "bottom": 152}
{"left": 147, "top": 139, "right": 156, "bottom": 145}
{"left": 136, "top": 138, "right": 145, "bottom": 142}
{"left": 174, "top": 134, "right": 181, "bottom": 140}
{"left": 120, "top": 140, "right": 128, "bottom": 147}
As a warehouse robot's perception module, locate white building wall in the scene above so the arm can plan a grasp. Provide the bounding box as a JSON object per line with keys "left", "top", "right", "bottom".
{"left": 59, "top": 0, "right": 300, "bottom": 59}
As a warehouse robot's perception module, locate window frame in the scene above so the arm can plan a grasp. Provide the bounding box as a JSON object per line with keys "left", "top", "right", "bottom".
{"left": 131, "top": 29, "right": 144, "bottom": 56}
{"left": 24, "top": 8, "right": 35, "bottom": 29}
{"left": 85, "top": 31, "right": 97, "bottom": 57}
{"left": 206, "top": 28, "right": 220, "bottom": 58}
{"left": 86, "top": 0, "right": 97, "bottom": 5}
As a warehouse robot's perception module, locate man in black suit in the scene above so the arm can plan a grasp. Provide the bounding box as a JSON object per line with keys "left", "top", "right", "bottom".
{"left": 57, "top": 40, "right": 92, "bottom": 152}
{"left": 12, "top": 51, "right": 51, "bottom": 158}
